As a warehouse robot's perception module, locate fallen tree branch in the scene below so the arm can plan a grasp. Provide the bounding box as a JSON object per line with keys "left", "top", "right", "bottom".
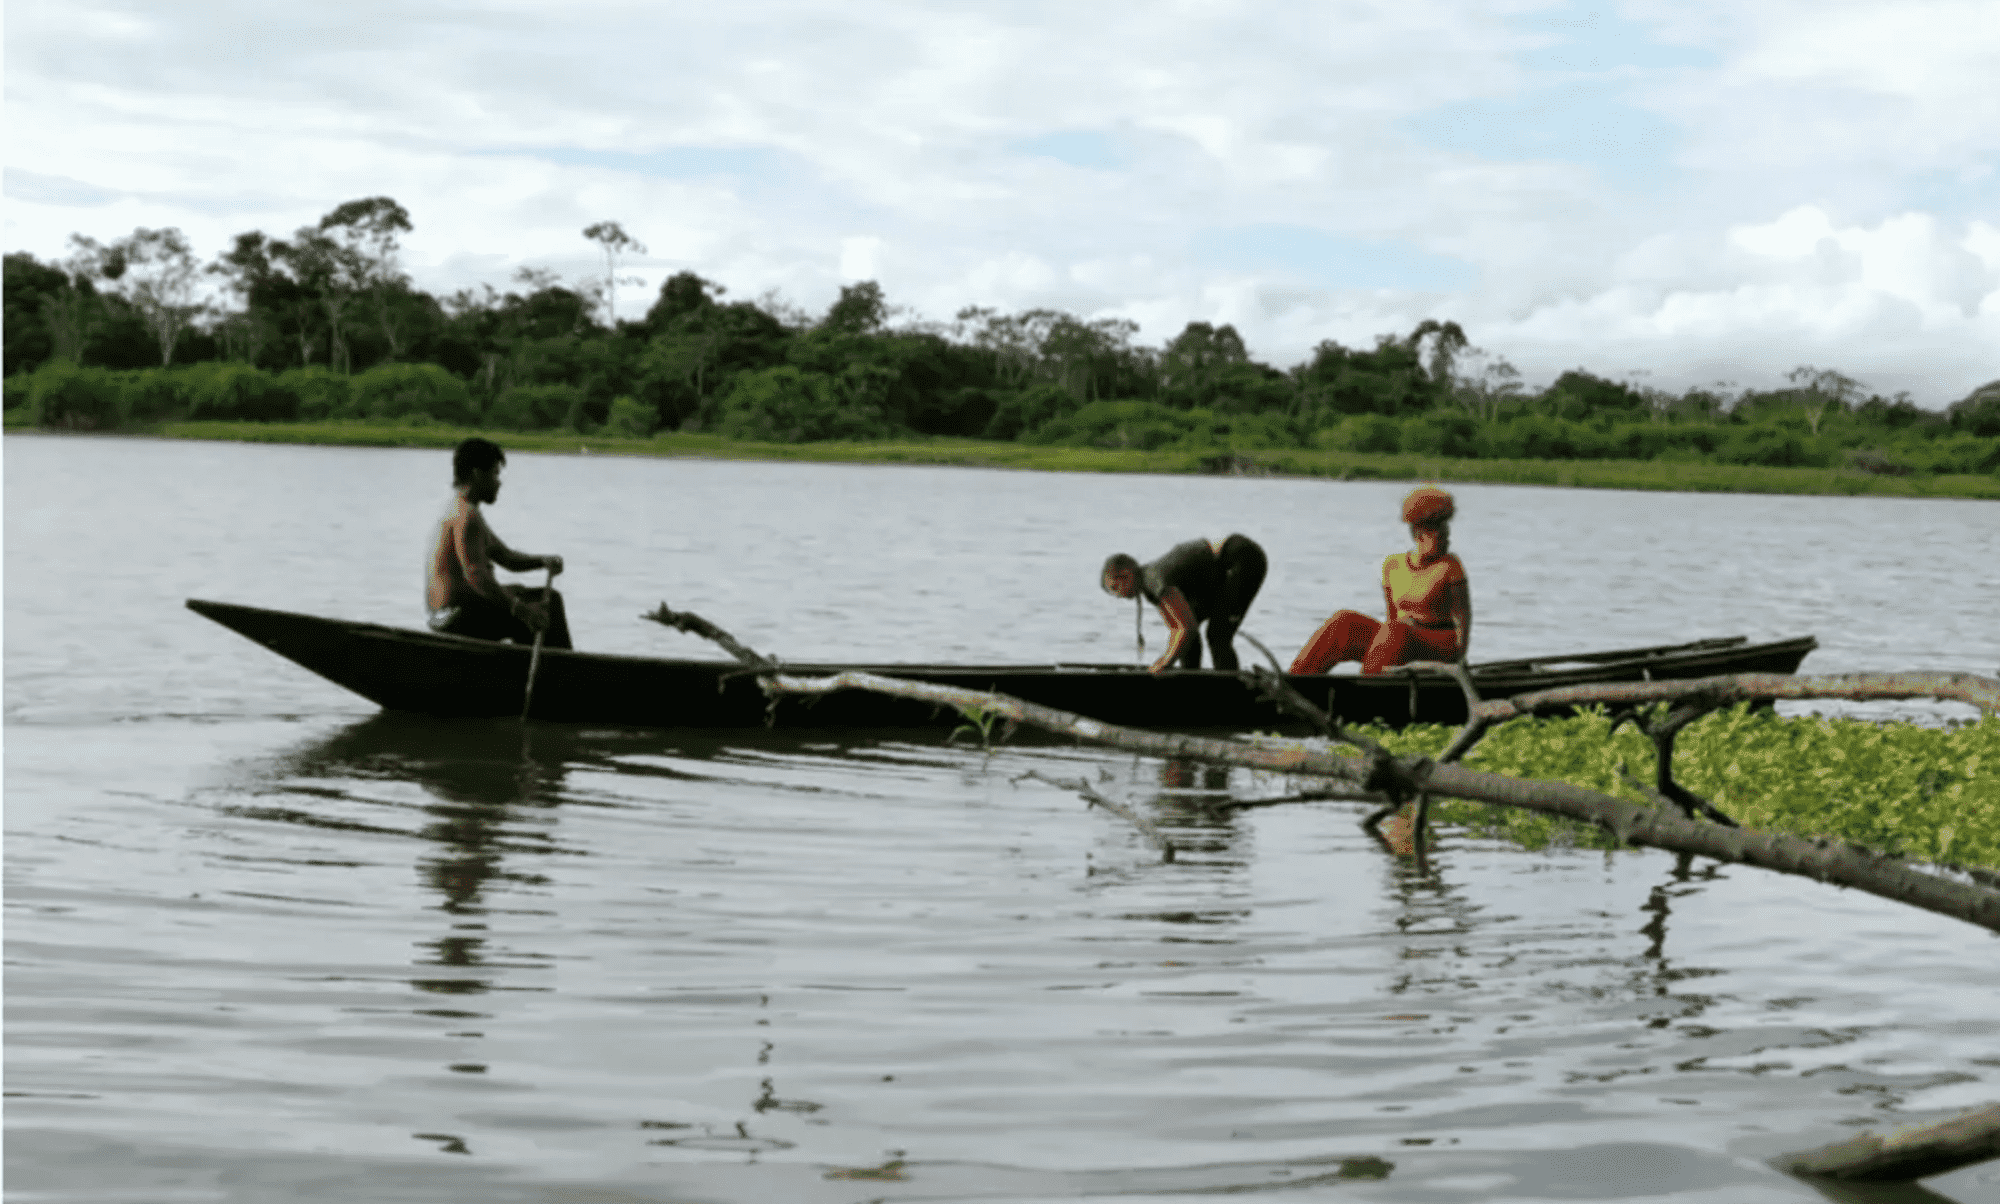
{"left": 1776, "top": 1102, "right": 2000, "bottom": 1182}
{"left": 761, "top": 668, "right": 2000, "bottom": 933}
{"left": 766, "top": 669, "right": 1343, "bottom": 777}
{"left": 1475, "top": 670, "right": 2000, "bottom": 722}
{"left": 642, "top": 604, "right": 778, "bottom": 671}
{"left": 1015, "top": 770, "right": 1176, "bottom": 862}
{"left": 1245, "top": 665, "right": 1337, "bottom": 738}
{"left": 1219, "top": 787, "right": 1389, "bottom": 812}
{"left": 644, "top": 609, "right": 2000, "bottom": 933}
{"left": 1246, "top": 666, "right": 1437, "bottom": 863}
{"left": 1235, "top": 631, "right": 1286, "bottom": 675}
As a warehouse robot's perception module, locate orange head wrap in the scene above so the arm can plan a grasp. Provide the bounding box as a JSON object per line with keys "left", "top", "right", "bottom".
{"left": 1401, "top": 485, "right": 1455, "bottom": 527}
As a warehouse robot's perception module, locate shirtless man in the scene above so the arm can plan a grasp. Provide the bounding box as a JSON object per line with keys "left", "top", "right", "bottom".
{"left": 426, "top": 437, "right": 572, "bottom": 649}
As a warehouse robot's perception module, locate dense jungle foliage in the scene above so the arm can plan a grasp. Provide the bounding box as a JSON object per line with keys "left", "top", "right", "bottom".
{"left": 7, "top": 198, "right": 1998, "bottom": 477}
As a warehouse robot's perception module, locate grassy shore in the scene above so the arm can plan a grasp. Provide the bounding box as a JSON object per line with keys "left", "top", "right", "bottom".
{"left": 12, "top": 417, "right": 2000, "bottom": 499}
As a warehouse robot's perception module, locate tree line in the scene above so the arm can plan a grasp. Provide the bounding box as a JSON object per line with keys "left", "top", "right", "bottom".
{"left": 6, "top": 196, "right": 1998, "bottom": 475}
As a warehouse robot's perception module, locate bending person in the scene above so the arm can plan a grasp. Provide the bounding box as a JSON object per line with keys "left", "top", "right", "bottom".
{"left": 1102, "top": 535, "right": 1268, "bottom": 673}
{"left": 426, "top": 437, "right": 572, "bottom": 649}
{"left": 1290, "top": 486, "right": 1470, "bottom": 675}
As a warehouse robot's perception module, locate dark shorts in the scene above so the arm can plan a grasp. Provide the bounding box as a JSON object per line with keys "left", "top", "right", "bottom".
{"left": 429, "top": 586, "right": 573, "bottom": 650}
{"left": 1187, "top": 534, "right": 1267, "bottom": 671}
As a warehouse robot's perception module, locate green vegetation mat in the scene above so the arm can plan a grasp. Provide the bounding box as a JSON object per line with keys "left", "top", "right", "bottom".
{"left": 23, "top": 420, "right": 1998, "bottom": 500}
{"left": 1351, "top": 706, "right": 2000, "bottom": 868}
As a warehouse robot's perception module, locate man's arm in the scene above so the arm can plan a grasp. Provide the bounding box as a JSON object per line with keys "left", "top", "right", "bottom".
{"left": 1150, "top": 588, "right": 1197, "bottom": 674}
{"left": 456, "top": 511, "right": 559, "bottom": 630}
{"left": 482, "top": 523, "right": 560, "bottom": 575}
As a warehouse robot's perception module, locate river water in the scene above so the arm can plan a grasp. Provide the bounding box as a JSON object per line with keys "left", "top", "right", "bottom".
{"left": 5, "top": 434, "right": 1998, "bottom": 1203}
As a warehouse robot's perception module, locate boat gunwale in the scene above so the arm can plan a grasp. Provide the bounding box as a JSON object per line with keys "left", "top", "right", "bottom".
{"left": 190, "top": 598, "right": 1815, "bottom": 685}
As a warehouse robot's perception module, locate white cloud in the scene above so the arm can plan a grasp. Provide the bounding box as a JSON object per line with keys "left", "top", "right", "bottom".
{"left": 1457, "top": 207, "right": 2000, "bottom": 397}
{"left": 5, "top": 0, "right": 1993, "bottom": 404}
{"left": 838, "top": 236, "right": 882, "bottom": 283}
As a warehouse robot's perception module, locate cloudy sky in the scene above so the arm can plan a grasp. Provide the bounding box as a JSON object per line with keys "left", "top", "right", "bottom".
{"left": 6, "top": 0, "right": 1996, "bottom": 405}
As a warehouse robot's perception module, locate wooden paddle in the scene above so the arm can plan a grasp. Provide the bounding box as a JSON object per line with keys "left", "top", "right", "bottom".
{"left": 520, "top": 567, "right": 554, "bottom": 720}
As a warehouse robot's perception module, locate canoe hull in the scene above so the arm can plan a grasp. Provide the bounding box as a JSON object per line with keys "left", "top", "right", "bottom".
{"left": 186, "top": 599, "right": 1817, "bottom": 731}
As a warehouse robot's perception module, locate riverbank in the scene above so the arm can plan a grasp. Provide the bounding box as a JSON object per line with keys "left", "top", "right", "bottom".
{"left": 13, "top": 419, "right": 2000, "bottom": 499}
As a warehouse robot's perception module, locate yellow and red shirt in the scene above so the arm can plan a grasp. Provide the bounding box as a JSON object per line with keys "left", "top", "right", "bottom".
{"left": 1381, "top": 551, "right": 1466, "bottom": 629}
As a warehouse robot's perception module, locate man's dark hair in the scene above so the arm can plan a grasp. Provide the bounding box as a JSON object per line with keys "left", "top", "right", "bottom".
{"left": 453, "top": 437, "right": 506, "bottom": 484}
{"left": 1101, "top": 552, "right": 1139, "bottom": 593}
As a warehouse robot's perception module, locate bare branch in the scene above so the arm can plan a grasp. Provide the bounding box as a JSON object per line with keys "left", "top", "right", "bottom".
{"left": 1220, "top": 787, "right": 1389, "bottom": 812}
{"left": 766, "top": 669, "right": 1361, "bottom": 780}
{"left": 650, "top": 608, "right": 2000, "bottom": 932}
{"left": 761, "top": 668, "right": 2000, "bottom": 933}
{"left": 1015, "top": 770, "right": 1176, "bottom": 862}
{"left": 1777, "top": 1102, "right": 2000, "bottom": 1182}
{"left": 641, "top": 604, "right": 776, "bottom": 670}
{"left": 1402, "top": 658, "right": 1494, "bottom": 763}
{"left": 1478, "top": 671, "right": 2000, "bottom": 722}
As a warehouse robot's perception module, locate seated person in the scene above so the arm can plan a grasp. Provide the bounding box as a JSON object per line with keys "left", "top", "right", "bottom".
{"left": 1290, "top": 486, "right": 1470, "bottom": 674}
{"left": 1102, "top": 535, "right": 1267, "bottom": 673}
{"left": 426, "top": 437, "right": 571, "bottom": 649}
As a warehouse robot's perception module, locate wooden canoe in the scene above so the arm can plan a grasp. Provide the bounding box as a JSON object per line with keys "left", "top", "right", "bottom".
{"left": 187, "top": 599, "right": 1816, "bottom": 732}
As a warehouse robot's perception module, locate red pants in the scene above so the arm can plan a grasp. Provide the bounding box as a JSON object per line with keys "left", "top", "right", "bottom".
{"left": 1289, "top": 611, "right": 1458, "bottom": 675}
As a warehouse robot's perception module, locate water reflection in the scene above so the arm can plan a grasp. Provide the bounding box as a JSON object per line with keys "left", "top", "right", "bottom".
{"left": 184, "top": 719, "right": 1987, "bottom": 1192}
{"left": 236, "top": 716, "right": 860, "bottom": 1152}
{"left": 1149, "top": 758, "right": 1241, "bottom": 858}
{"left": 1633, "top": 854, "right": 1729, "bottom": 1028}
{"left": 1133, "top": 760, "right": 1748, "bottom": 1034}
{"left": 239, "top": 714, "right": 584, "bottom": 999}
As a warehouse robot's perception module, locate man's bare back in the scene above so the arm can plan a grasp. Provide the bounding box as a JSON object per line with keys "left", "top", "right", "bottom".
{"left": 428, "top": 492, "right": 509, "bottom": 613}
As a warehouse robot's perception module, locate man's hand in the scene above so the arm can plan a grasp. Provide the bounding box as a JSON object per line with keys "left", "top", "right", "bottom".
{"left": 541, "top": 555, "right": 564, "bottom": 577}
{"left": 511, "top": 593, "right": 551, "bottom": 632}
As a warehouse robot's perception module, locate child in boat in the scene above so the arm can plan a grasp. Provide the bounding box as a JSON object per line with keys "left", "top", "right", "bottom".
{"left": 1289, "top": 486, "right": 1470, "bottom": 674}
{"left": 1101, "top": 535, "right": 1267, "bottom": 673}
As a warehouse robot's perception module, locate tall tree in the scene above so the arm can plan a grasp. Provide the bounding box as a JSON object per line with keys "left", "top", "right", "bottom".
{"left": 1040, "top": 314, "right": 1139, "bottom": 402}
{"left": 95, "top": 228, "right": 205, "bottom": 366}
{"left": 8, "top": 246, "right": 102, "bottom": 367}
{"left": 822, "top": 280, "right": 889, "bottom": 335}
{"left": 954, "top": 307, "right": 1066, "bottom": 389}
{"left": 1449, "top": 348, "right": 1523, "bottom": 423}
{"left": 1293, "top": 336, "right": 1432, "bottom": 421}
{"left": 1539, "top": 369, "right": 1647, "bottom": 421}
{"left": 209, "top": 230, "right": 317, "bottom": 367}
{"left": 1947, "top": 380, "right": 2000, "bottom": 437}
{"left": 317, "top": 197, "right": 414, "bottom": 362}
{"left": 3, "top": 252, "right": 68, "bottom": 371}
{"left": 1407, "top": 318, "right": 1468, "bottom": 390}
{"left": 645, "top": 270, "right": 725, "bottom": 332}
{"left": 1160, "top": 321, "right": 1249, "bottom": 406}
{"left": 582, "top": 221, "right": 647, "bottom": 327}
{"left": 40, "top": 235, "right": 124, "bottom": 364}
{"left": 1783, "top": 364, "right": 1861, "bottom": 436}
{"left": 280, "top": 231, "right": 356, "bottom": 372}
